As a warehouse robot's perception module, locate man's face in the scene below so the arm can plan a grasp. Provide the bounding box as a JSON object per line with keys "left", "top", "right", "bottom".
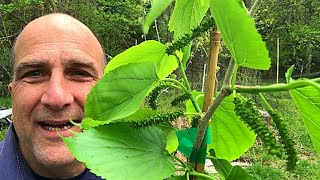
{"left": 9, "top": 18, "right": 104, "bottom": 172}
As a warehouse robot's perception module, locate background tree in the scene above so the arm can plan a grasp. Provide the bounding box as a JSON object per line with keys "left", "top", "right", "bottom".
{"left": 0, "top": 0, "right": 145, "bottom": 97}
{"left": 255, "top": 0, "right": 320, "bottom": 79}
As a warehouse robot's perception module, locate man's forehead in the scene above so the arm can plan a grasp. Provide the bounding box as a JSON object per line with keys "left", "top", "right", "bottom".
{"left": 12, "top": 13, "right": 105, "bottom": 68}
{"left": 16, "top": 14, "right": 89, "bottom": 46}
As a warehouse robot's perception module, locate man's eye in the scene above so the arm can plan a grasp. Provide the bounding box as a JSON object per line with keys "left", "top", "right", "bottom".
{"left": 24, "top": 70, "right": 44, "bottom": 78}
{"left": 72, "top": 70, "right": 90, "bottom": 77}
{"left": 69, "top": 69, "right": 95, "bottom": 82}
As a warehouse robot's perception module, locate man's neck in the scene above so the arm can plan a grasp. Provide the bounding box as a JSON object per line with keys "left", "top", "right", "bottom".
{"left": 30, "top": 161, "right": 86, "bottom": 179}
{"left": 33, "top": 167, "right": 88, "bottom": 180}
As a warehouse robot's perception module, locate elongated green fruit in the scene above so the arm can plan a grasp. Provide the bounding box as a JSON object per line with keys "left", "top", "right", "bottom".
{"left": 131, "top": 111, "right": 184, "bottom": 128}
{"left": 233, "top": 95, "right": 283, "bottom": 157}
{"left": 171, "top": 93, "right": 189, "bottom": 106}
{"left": 268, "top": 109, "right": 297, "bottom": 171}
{"left": 146, "top": 84, "right": 169, "bottom": 110}
{"left": 166, "top": 18, "right": 215, "bottom": 55}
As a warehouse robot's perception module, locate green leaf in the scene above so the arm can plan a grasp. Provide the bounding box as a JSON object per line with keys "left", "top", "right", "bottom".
{"left": 209, "top": 95, "right": 256, "bottom": 161}
{"left": 82, "top": 108, "right": 158, "bottom": 130}
{"left": 124, "top": 108, "right": 159, "bottom": 122}
{"left": 210, "top": 0, "right": 271, "bottom": 70}
{"left": 182, "top": 43, "right": 192, "bottom": 69}
{"left": 81, "top": 117, "right": 108, "bottom": 130}
{"left": 167, "top": 176, "right": 187, "bottom": 180}
{"left": 169, "top": 0, "right": 210, "bottom": 39}
{"left": 185, "top": 91, "right": 204, "bottom": 122}
{"left": 209, "top": 149, "right": 232, "bottom": 179}
{"left": 104, "top": 40, "right": 177, "bottom": 79}
{"left": 85, "top": 61, "right": 159, "bottom": 124}
{"left": 285, "top": 65, "right": 295, "bottom": 83}
{"left": 143, "top": 0, "right": 174, "bottom": 34}
{"left": 286, "top": 68, "right": 320, "bottom": 155}
{"left": 212, "top": 158, "right": 232, "bottom": 179}
{"left": 63, "top": 123, "right": 175, "bottom": 180}
{"left": 289, "top": 85, "right": 320, "bottom": 154}
{"left": 158, "top": 123, "right": 179, "bottom": 154}
{"left": 225, "top": 166, "right": 253, "bottom": 180}
{"left": 186, "top": 92, "right": 255, "bottom": 161}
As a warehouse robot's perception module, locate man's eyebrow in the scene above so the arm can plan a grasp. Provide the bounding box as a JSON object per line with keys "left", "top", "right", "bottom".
{"left": 64, "top": 59, "right": 96, "bottom": 68}
{"left": 14, "top": 59, "right": 49, "bottom": 74}
{"left": 65, "top": 59, "right": 99, "bottom": 74}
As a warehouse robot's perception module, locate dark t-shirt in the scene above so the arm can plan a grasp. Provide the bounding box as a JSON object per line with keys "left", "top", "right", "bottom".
{"left": 33, "top": 168, "right": 89, "bottom": 180}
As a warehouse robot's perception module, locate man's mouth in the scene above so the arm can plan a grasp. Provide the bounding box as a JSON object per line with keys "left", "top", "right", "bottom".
{"left": 38, "top": 120, "right": 81, "bottom": 131}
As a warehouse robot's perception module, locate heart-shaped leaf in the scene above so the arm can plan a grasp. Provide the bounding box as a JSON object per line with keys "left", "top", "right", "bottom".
{"left": 63, "top": 123, "right": 175, "bottom": 180}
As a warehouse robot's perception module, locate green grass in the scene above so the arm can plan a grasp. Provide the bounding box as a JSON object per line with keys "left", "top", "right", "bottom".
{"left": 0, "top": 96, "right": 11, "bottom": 141}
{"left": 0, "top": 128, "right": 6, "bottom": 141}
{"left": 0, "top": 96, "right": 11, "bottom": 107}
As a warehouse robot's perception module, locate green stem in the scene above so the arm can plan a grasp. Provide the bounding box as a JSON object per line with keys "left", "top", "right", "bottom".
{"left": 173, "top": 54, "right": 202, "bottom": 113}
{"left": 206, "top": 155, "right": 215, "bottom": 161}
{"left": 189, "top": 171, "right": 216, "bottom": 180}
{"left": 222, "top": 58, "right": 236, "bottom": 88}
{"left": 176, "top": 168, "right": 187, "bottom": 172}
{"left": 231, "top": 64, "right": 238, "bottom": 89}
{"left": 172, "top": 155, "right": 187, "bottom": 168}
{"left": 166, "top": 82, "right": 183, "bottom": 90}
{"left": 259, "top": 93, "right": 274, "bottom": 111}
{"left": 184, "top": 112, "right": 200, "bottom": 116}
{"left": 232, "top": 78, "right": 320, "bottom": 93}
{"left": 163, "top": 78, "right": 187, "bottom": 92}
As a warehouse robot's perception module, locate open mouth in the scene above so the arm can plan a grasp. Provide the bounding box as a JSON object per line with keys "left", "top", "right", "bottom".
{"left": 38, "top": 120, "right": 81, "bottom": 131}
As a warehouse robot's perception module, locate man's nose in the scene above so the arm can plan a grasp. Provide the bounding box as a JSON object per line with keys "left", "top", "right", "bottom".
{"left": 40, "top": 74, "right": 74, "bottom": 110}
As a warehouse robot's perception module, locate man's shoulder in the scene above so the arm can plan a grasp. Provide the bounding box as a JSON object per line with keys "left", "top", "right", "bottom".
{"left": 0, "top": 129, "right": 9, "bottom": 155}
{"left": 83, "top": 169, "right": 105, "bottom": 180}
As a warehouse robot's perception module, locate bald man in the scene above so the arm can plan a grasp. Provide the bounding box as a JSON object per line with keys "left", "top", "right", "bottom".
{"left": 0, "top": 13, "right": 105, "bottom": 179}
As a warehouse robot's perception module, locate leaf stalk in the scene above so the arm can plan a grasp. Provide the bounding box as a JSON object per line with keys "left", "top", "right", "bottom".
{"left": 188, "top": 171, "right": 216, "bottom": 180}
{"left": 232, "top": 78, "right": 320, "bottom": 93}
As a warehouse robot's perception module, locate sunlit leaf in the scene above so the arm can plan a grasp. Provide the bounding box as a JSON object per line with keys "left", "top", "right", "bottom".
{"left": 182, "top": 43, "right": 192, "bottom": 69}
{"left": 210, "top": 0, "right": 270, "bottom": 70}
{"left": 286, "top": 69, "right": 320, "bottom": 154}
{"left": 104, "top": 40, "right": 177, "bottom": 79}
{"left": 186, "top": 92, "right": 256, "bottom": 161}
{"left": 63, "top": 123, "right": 175, "bottom": 180}
{"left": 209, "top": 95, "right": 256, "bottom": 160}
{"left": 85, "top": 61, "right": 159, "bottom": 124}
{"left": 158, "top": 123, "right": 179, "bottom": 153}
{"left": 169, "top": 0, "right": 210, "bottom": 39}
{"left": 225, "top": 166, "right": 253, "bottom": 180}
{"left": 143, "top": 0, "right": 174, "bottom": 34}
{"left": 209, "top": 149, "right": 232, "bottom": 179}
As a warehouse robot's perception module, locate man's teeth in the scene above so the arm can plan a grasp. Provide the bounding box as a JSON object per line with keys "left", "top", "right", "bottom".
{"left": 42, "top": 124, "right": 72, "bottom": 131}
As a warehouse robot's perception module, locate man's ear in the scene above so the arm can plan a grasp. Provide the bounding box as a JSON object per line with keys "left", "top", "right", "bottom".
{"left": 8, "top": 83, "right": 13, "bottom": 94}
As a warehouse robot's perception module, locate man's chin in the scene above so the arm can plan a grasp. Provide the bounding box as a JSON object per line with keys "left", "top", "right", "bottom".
{"left": 33, "top": 142, "right": 77, "bottom": 168}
